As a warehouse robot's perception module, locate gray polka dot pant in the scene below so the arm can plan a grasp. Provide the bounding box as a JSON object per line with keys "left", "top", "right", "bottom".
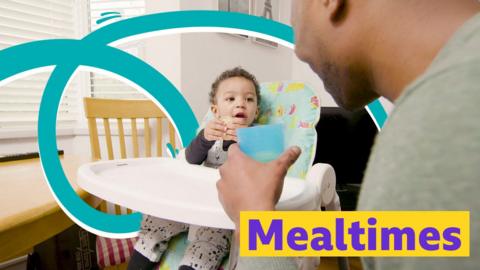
{"left": 134, "top": 215, "right": 231, "bottom": 270}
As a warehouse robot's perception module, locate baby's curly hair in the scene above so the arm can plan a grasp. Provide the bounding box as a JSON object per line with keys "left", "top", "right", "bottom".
{"left": 209, "top": 67, "right": 261, "bottom": 105}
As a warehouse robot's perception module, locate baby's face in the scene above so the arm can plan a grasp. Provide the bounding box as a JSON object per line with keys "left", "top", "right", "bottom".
{"left": 211, "top": 76, "right": 259, "bottom": 126}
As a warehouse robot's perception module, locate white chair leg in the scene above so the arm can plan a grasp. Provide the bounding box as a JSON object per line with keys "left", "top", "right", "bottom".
{"left": 305, "top": 163, "right": 336, "bottom": 210}
{"left": 325, "top": 192, "right": 342, "bottom": 211}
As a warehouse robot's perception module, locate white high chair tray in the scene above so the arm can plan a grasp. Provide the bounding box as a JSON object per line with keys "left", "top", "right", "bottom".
{"left": 77, "top": 157, "right": 317, "bottom": 229}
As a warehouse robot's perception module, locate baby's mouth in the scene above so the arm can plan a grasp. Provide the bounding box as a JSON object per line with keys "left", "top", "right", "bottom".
{"left": 234, "top": 112, "right": 247, "bottom": 119}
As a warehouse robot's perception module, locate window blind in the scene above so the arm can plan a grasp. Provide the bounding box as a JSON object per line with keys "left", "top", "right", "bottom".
{"left": 0, "top": 0, "right": 78, "bottom": 134}
{"left": 88, "top": 0, "right": 146, "bottom": 100}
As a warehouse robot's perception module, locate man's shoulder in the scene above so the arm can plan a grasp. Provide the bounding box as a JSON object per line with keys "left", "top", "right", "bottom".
{"left": 388, "top": 13, "right": 480, "bottom": 136}
{"left": 358, "top": 20, "right": 480, "bottom": 210}
{"left": 398, "top": 12, "right": 480, "bottom": 107}
{"left": 370, "top": 53, "right": 480, "bottom": 174}
{"left": 357, "top": 13, "right": 480, "bottom": 270}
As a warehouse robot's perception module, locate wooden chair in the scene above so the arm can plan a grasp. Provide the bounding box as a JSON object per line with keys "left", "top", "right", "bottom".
{"left": 83, "top": 97, "right": 177, "bottom": 270}
{"left": 84, "top": 97, "right": 176, "bottom": 161}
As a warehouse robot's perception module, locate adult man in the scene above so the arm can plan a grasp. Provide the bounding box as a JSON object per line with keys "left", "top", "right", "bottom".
{"left": 217, "top": 0, "right": 480, "bottom": 269}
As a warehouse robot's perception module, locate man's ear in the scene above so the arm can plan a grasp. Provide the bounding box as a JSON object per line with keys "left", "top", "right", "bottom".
{"left": 324, "top": 0, "right": 346, "bottom": 22}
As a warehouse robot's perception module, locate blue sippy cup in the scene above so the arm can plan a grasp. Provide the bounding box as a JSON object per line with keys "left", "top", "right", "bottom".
{"left": 237, "top": 124, "right": 285, "bottom": 163}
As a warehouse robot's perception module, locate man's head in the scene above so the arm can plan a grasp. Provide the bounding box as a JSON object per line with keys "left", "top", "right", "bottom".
{"left": 210, "top": 67, "right": 260, "bottom": 126}
{"left": 291, "top": 0, "right": 378, "bottom": 110}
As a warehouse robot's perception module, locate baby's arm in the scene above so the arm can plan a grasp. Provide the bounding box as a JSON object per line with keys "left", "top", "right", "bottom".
{"left": 185, "top": 129, "right": 215, "bottom": 164}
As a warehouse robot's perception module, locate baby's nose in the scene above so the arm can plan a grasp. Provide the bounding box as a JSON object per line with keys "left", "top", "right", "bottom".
{"left": 235, "top": 100, "right": 246, "bottom": 107}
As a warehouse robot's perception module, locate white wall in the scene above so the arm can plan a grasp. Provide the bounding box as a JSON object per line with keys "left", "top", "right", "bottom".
{"left": 179, "top": 0, "right": 293, "bottom": 120}
{"left": 109, "top": 0, "right": 337, "bottom": 117}
{"left": 143, "top": 0, "right": 182, "bottom": 90}
{"left": 178, "top": 0, "right": 335, "bottom": 120}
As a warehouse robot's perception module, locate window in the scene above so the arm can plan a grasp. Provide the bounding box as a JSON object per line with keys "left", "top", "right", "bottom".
{"left": 0, "top": 0, "right": 148, "bottom": 137}
{"left": 0, "top": 0, "right": 79, "bottom": 136}
{"left": 88, "top": 0, "right": 147, "bottom": 100}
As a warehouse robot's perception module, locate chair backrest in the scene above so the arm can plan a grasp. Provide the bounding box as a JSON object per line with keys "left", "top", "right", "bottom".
{"left": 83, "top": 97, "right": 176, "bottom": 161}
{"left": 83, "top": 98, "right": 177, "bottom": 214}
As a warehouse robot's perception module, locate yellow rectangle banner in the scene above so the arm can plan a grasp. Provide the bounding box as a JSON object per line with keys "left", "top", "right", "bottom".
{"left": 239, "top": 211, "right": 469, "bottom": 257}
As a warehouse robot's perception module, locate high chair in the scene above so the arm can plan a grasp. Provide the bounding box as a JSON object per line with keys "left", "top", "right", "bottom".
{"left": 83, "top": 97, "right": 177, "bottom": 269}
{"left": 155, "top": 81, "right": 343, "bottom": 270}
{"left": 82, "top": 80, "right": 347, "bottom": 270}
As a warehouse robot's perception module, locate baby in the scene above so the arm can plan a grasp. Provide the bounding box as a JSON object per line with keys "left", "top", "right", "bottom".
{"left": 128, "top": 67, "right": 260, "bottom": 270}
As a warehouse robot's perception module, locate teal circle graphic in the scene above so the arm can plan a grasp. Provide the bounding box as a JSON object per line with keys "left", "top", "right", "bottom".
{"left": 0, "top": 11, "right": 387, "bottom": 236}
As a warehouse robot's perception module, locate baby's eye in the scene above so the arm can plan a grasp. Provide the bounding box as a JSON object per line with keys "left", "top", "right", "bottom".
{"left": 226, "top": 97, "right": 235, "bottom": 102}
{"left": 247, "top": 97, "right": 255, "bottom": 102}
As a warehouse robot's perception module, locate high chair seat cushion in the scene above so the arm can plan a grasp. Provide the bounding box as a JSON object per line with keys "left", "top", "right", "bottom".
{"left": 199, "top": 81, "right": 320, "bottom": 179}
{"left": 257, "top": 81, "right": 320, "bottom": 179}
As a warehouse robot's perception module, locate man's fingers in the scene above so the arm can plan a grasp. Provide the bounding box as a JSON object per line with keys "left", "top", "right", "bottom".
{"left": 218, "top": 161, "right": 227, "bottom": 177}
{"left": 275, "top": 146, "right": 301, "bottom": 169}
{"left": 226, "top": 143, "right": 242, "bottom": 158}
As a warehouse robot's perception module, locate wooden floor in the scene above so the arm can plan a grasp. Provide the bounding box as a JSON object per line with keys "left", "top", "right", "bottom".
{"left": 318, "top": 257, "right": 363, "bottom": 270}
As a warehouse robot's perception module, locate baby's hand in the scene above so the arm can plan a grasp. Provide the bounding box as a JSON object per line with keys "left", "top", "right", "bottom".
{"left": 224, "top": 118, "right": 249, "bottom": 142}
{"left": 204, "top": 119, "right": 227, "bottom": 141}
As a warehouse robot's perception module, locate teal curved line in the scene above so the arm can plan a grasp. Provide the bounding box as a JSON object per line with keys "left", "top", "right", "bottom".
{"left": 0, "top": 10, "right": 388, "bottom": 235}
{"left": 100, "top": 11, "right": 121, "bottom": 16}
{"left": 41, "top": 64, "right": 142, "bottom": 233}
{"left": 367, "top": 99, "right": 388, "bottom": 129}
{"left": 96, "top": 15, "right": 122, "bottom": 24}
{"left": 83, "top": 10, "right": 294, "bottom": 45}
{"left": 0, "top": 40, "right": 77, "bottom": 79}
{"left": 0, "top": 39, "right": 198, "bottom": 233}
{"left": 166, "top": 143, "right": 179, "bottom": 158}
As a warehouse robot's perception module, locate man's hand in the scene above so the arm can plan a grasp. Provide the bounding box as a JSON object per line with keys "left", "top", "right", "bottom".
{"left": 216, "top": 144, "right": 301, "bottom": 228}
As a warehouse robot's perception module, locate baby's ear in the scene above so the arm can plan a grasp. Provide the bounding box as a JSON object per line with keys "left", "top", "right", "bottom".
{"left": 210, "top": 104, "right": 218, "bottom": 115}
